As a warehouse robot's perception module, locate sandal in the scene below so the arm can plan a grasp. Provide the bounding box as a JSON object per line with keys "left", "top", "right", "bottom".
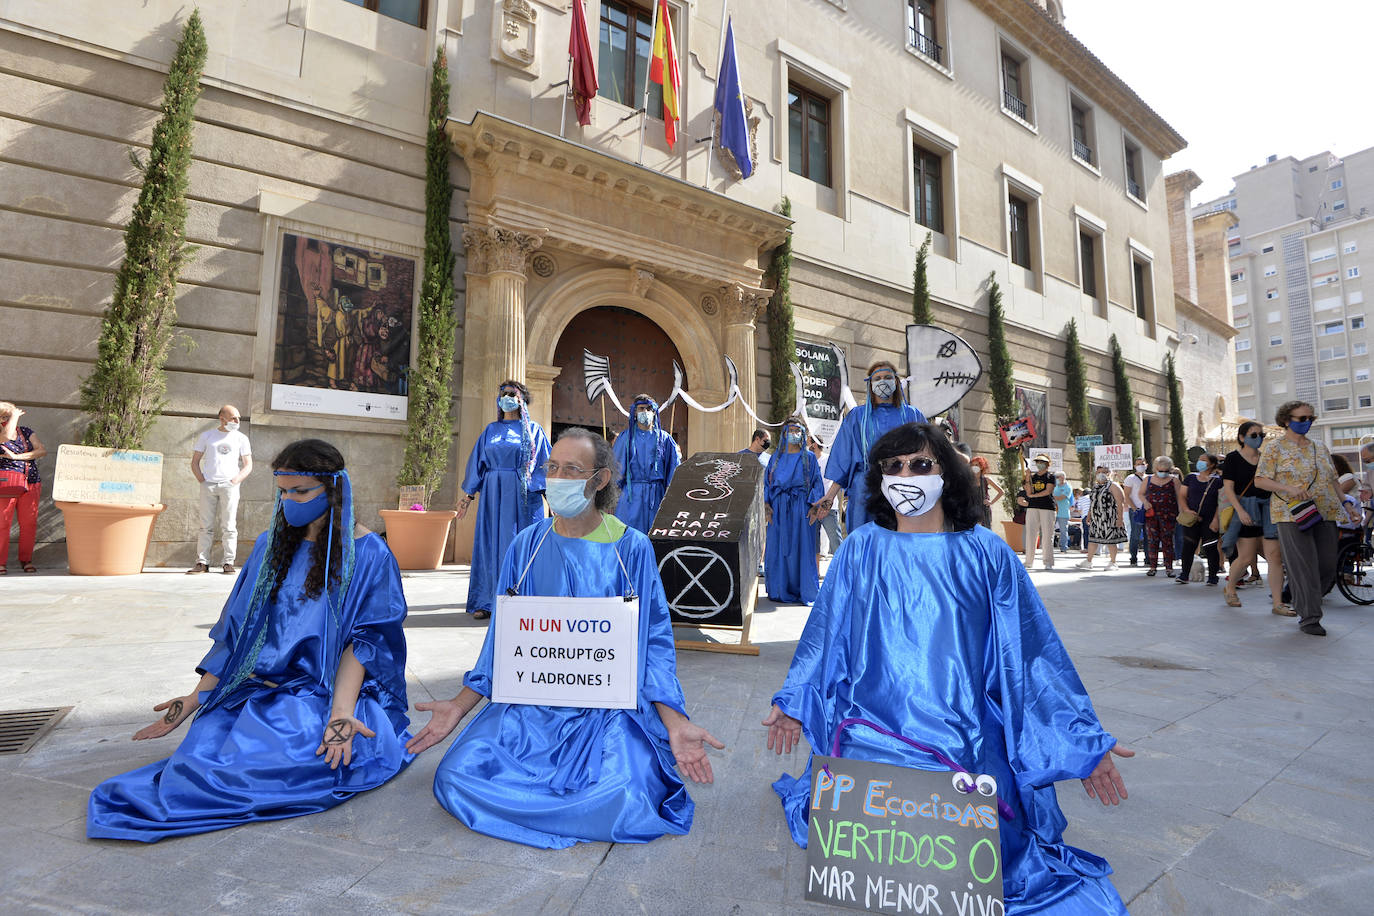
{"left": 1271, "top": 604, "right": 1297, "bottom": 617}
{"left": 21, "top": 562, "right": 36, "bottom": 573}
{"left": 0, "top": 566, "right": 6, "bottom": 576}
{"left": 1224, "top": 588, "right": 1242, "bottom": 607}
{"left": 472, "top": 609, "right": 491, "bottom": 620}
{"left": 1146, "top": 568, "right": 1157, "bottom": 577}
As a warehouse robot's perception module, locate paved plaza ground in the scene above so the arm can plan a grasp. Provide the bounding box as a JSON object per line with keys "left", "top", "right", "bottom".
{"left": 2, "top": 548, "right": 1373, "bottom": 915}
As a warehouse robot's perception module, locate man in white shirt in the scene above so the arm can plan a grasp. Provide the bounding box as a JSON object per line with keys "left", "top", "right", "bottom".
{"left": 188, "top": 405, "right": 252, "bottom": 574}
{"left": 1123, "top": 458, "right": 1148, "bottom": 567}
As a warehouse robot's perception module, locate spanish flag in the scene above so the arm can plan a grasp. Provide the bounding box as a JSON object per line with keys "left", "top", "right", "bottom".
{"left": 649, "top": 0, "right": 680, "bottom": 149}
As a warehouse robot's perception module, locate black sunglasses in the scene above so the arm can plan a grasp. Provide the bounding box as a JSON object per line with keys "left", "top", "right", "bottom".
{"left": 880, "top": 457, "right": 937, "bottom": 475}
{"left": 1289, "top": 414, "right": 1316, "bottom": 423}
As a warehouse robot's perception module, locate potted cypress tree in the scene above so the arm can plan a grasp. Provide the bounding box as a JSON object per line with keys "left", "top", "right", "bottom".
{"left": 379, "top": 48, "right": 458, "bottom": 570}
{"left": 58, "top": 11, "right": 207, "bottom": 575}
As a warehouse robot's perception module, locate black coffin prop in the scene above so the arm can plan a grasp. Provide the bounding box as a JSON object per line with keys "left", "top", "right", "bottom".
{"left": 648, "top": 451, "right": 765, "bottom": 630}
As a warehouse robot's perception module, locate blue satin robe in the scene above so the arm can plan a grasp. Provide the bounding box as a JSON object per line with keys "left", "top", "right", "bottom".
{"left": 613, "top": 426, "right": 681, "bottom": 532}
{"left": 432, "top": 519, "right": 694, "bottom": 848}
{"left": 764, "top": 448, "right": 824, "bottom": 604}
{"left": 824, "top": 403, "right": 925, "bottom": 531}
{"left": 87, "top": 533, "right": 413, "bottom": 842}
{"left": 772, "top": 524, "right": 1125, "bottom": 914}
{"left": 462, "top": 419, "right": 550, "bottom": 614}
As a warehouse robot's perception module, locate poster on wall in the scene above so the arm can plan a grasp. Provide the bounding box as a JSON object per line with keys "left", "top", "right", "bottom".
{"left": 1014, "top": 386, "right": 1048, "bottom": 448}
{"left": 794, "top": 339, "right": 846, "bottom": 444}
{"left": 271, "top": 232, "right": 415, "bottom": 419}
{"left": 1090, "top": 404, "right": 1114, "bottom": 444}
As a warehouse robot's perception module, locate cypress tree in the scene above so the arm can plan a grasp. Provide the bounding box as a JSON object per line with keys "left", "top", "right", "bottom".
{"left": 1165, "top": 352, "right": 1188, "bottom": 471}
{"left": 765, "top": 197, "right": 796, "bottom": 422}
{"left": 985, "top": 273, "right": 1020, "bottom": 502}
{"left": 80, "top": 10, "right": 207, "bottom": 449}
{"left": 911, "top": 232, "right": 933, "bottom": 325}
{"left": 1109, "top": 334, "right": 1143, "bottom": 459}
{"left": 1063, "top": 320, "right": 1093, "bottom": 484}
{"left": 398, "top": 48, "right": 459, "bottom": 507}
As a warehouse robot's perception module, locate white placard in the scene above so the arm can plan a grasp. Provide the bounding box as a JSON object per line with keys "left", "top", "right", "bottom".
{"left": 271, "top": 383, "right": 407, "bottom": 420}
{"left": 51, "top": 444, "right": 164, "bottom": 505}
{"left": 1024, "top": 447, "right": 1064, "bottom": 473}
{"left": 492, "top": 595, "right": 639, "bottom": 709}
{"left": 1094, "top": 443, "right": 1135, "bottom": 471}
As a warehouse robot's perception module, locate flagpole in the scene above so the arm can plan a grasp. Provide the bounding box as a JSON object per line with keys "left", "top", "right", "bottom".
{"left": 637, "top": 0, "right": 660, "bottom": 165}
{"left": 703, "top": 1, "right": 729, "bottom": 187}
{"left": 559, "top": 52, "right": 573, "bottom": 138}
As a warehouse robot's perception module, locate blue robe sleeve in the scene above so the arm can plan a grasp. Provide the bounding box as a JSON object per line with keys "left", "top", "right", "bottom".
{"left": 460, "top": 424, "right": 489, "bottom": 497}
{"left": 806, "top": 452, "right": 824, "bottom": 505}
{"left": 907, "top": 404, "right": 927, "bottom": 424}
{"left": 462, "top": 522, "right": 541, "bottom": 696}
{"left": 984, "top": 539, "right": 1114, "bottom": 788}
{"left": 661, "top": 432, "right": 681, "bottom": 483}
{"left": 623, "top": 530, "right": 688, "bottom": 720}
{"left": 529, "top": 424, "right": 551, "bottom": 494}
{"left": 196, "top": 534, "right": 272, "bottom": 676}
{"left": 342, "top": 535, "right": 410, "bottom": 706}
{"left": 612, "top": 431, "right": 630, "bottom": 489}
{"left": 825, "top": 407, "right": 864, "bottom": 489}
{"left": 771, "top": 535, "right": 855, "bottom": 752}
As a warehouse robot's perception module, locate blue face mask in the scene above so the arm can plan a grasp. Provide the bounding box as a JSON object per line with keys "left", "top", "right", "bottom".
{"left": 281, "top": 487, "right": 329, "bottom": 528}
{"left": 1196, "top": 459, "right": 1208, "bottom": 472}
{"left": 545, "top": 476, "right": 596, "bottom": 517}
{"left": 1244, "top": 433, "right": 1264, "bottom": 449}
{"left": 786, "top": 430, "right": 803, "bottom": 445}
{"left": 1288, "top": 418, "right": 1314, "bottom": 436}
{"left": 498, "top": 394, "right": 520, "bottom": 413}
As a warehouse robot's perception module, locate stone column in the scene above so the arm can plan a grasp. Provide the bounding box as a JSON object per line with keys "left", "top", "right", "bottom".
{"left": 720, "top": 282, "right": 773, "bottom": 451}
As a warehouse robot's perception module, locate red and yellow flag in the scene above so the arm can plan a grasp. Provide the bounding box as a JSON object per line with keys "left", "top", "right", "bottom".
{"left": 649, "top": 0, "right": 680, "bottom": 148}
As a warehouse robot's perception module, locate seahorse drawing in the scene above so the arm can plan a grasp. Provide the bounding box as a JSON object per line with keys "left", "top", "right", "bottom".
{"left": 686, "top": 458, "right": 742, "bottom": 501}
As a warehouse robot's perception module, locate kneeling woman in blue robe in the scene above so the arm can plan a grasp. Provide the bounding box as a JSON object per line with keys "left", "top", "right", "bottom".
{"left": 407, "top": 427, "right": 722, "bottom": 849}
{"left": 88, "top": 440, "right": 413, "bottom": 842}
{"left": 764, "top": 422, "right": 1134, "bottom": 914}
{"left": 612, "top": 394, "right": 681, "bottom": 532}
{"left": 764, "top": 415, "right": 823, "bottom": 605}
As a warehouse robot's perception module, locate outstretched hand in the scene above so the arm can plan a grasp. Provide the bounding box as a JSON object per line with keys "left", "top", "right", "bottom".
{"left": 1082, "top": 743, "right": 1134, "bottom": 805}
{"left": 406, "top": 698, "right": 467, "bottom": 754}
{"left": 316, "top": 715, "right": 375, "bottom": 770}
{"left": 762, "top": 705, "right": 803, "bottom": 755}
{"left": 668, "top": 720, "right": 725, "bottom": 784}
{"left": 133, "top": 695, "right": 197, "bottom": 741}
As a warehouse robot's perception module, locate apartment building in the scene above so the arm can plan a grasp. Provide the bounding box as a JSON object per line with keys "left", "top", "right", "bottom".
{"left": 1196, "top": 148, "right": 1374, "bottom": 464}
{"left": 2, "top": 0, "right": 1185, "bottom": 561}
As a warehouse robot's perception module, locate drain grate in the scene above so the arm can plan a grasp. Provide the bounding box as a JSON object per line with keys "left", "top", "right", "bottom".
{"left": 0, "top": 707, "right": 73, "bottom": 755}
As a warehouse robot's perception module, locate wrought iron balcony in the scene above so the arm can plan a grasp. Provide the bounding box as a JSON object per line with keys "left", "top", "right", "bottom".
{"left": 1073, "top": 139, "right": 1093, "bottom": 165}
{"left": 1003, "top": 89, "right": 1028, "bottom": 121}
{"left": 907, "top": 29, "right": 944, "bottom": 65}
{"left": 1127, "top": 178, "right": 1144, "bottom": 200}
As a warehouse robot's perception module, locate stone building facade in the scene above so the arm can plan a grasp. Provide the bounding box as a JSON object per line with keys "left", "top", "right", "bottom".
{"left": 2, "top": 0, "right": 1185, "bottom": 564}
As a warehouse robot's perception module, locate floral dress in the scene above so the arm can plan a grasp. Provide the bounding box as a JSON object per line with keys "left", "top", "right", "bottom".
{"left": 1143, "top": 476, "right": 1179, "bottom": 568}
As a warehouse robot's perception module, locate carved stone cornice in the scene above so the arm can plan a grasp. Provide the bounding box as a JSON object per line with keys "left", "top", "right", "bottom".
{"left": 627, "top": 266, "right": 655, "bottom": 298}
{"left": 462, "top": 224, "right": 546, "bottom": 276}
{"left": 720, "top": 282, "right": 773, "bottom": 326}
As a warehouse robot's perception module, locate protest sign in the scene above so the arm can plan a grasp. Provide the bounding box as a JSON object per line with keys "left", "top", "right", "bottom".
{"left": 1094, "top": 443, "right": 1134, "bottom": 471}
{"left": 52, "top": 444, "right": 164, "bottom": 505}
{"left": 1023, "top": 448, "right": 1063, "bottom": 473}
{"left": 795, "top": 339, "right": 846, "bottom": 445}
{"left": 806, "top": 755, "right": 1004, "bottom": 915}
{"left": 492, "top": 595, "right": 639, "bottom": 709}
{"left": 1074, "top": 435, "right": 1103, "bottom": 453}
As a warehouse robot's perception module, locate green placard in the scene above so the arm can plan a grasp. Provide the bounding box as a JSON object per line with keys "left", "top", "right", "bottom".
{"left": 1074, "top": 435, "right": 1103, "bottom": 453}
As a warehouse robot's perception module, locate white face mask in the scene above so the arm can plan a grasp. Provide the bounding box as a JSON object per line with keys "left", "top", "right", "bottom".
{"left": 636, "top": 410, "right": 653, "bottom": 428}
{"left": 224, "top": 420, "right": 240, "bottom": 432}
{"left": 1096, "top": 472, "right": 1109, "bottom": 483}
{"left": 880, "top": 473, "right": 944, "bottom": 517}
{"left": 1134, "top": 465, "right": 1147, "bottom": 475}
{"left": 871, "top": 377, "right": 897, "bottom": 399}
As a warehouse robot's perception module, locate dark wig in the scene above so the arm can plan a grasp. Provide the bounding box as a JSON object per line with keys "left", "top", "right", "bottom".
{"left": 269, "top": 439, "right": 347, "bottom": 601}
{"left": 495, "top": 379, "right": 532, "bottom": 420}
{"left": 863, "top": 422, "right": 981, "bottom": 531}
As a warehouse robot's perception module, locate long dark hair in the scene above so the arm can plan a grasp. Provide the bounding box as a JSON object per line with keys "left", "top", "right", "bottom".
{"left": 863, "top": 422, "right": 980, "bottom": 532}
{"left": 270, "top": 439, "right": 347, "bottom": 600}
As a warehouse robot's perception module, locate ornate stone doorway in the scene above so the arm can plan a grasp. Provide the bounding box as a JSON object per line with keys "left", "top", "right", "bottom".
{"left": 550, "top": 306, "right": 689, "bottom": 451}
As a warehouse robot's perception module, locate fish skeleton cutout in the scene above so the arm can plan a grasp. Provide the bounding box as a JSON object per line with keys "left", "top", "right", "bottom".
{"left": 904, "top": 325, "right": 983, "bottom": 418}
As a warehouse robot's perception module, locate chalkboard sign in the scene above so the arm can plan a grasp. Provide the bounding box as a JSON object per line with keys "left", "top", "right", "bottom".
{"left": 806, "top": 755, "right": 1004, "bottom": 915}
{"left": 51, "top": 444, "right": 164, "bottom": 506}
{"left": 648, "top": 452, "right": 764, "bottom": 630}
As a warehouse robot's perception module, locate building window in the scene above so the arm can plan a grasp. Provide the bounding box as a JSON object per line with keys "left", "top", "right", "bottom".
{"left": 788, "top": 83, "right": 832, "bottom": 186}
{"left": 1357, "top": 368, "right": 1371, "bottom": 382}
{"left": 1070, "top": 98, "right": 1094, "bottom": 165}
{"left": 1321, "top": 320, "right": 1344, "bottom": 336}
{"left": 598, "top": 1, "right": 663, "bottom": 113}
{"left": 1237, "top": 362, "right": 1252, "bottom": 374}
{"left": 1270, "top": 335, "right": 1283, "bottom": 346}
{"left": 1352, "top": 291, "right": 1365, "bottom": 305}
{"left": 1334, "top": 201, "right": 1347, "bottom": 211}
{"left": 1349, "top": 266, "right": 1361, "bottom": 279}
{"left": 1236, "top": 338, "right": 1251, "bottom": 351}
{"left": 1323, "top": 377, "right": 1349, "bottom": 387}
{"left": 1264, "top": 265, "right": 1277, "bottom": 277}
{"left": 1123, "top": 138, "right": 1145, "bottom": 202}
{"left": 1000, "top": 46, "right": 1030, "bottom": 122}
{"left": 1361, "top": 395, "right": 1373, "bottom": 409}
{"left": 343, "top": 0, "right": 427, "bottom": 27}
{"left": 1268, "top": 310, "right": 1281, "bottom": 322}
{"left": 1270, "top": 358, "right": 1287, "bottom": 370}
{"left": 1345, "top": 241, "right": 1358, "bottom": 254}
{"left": 1332, "top": 178, "right": 1344, "bottom": 190}
{"left": 1008, "top": 195, "right": 1032, "bottom": 268}
{"left": 1262, "top": 244, "right": 1275, "bottom": 253}
{"left": 1233, "top": 291, "right": 1249, "bottom": 305}
{"left": 1079, "top": 230, "right": 1099, "bottom": 297}
{"left": 1132, "top": 256, "right": 1153, "bottom": 321}
{"left": 1231, "top": 270, "right": 1244, "bottom": 283}
{"left": 1234, "top": 314, "right": 1251, "bottom": 328}
{"left": 1355, "top": 342, "right": 1369, "bottom": 356}
{"left": 1319, "top": 346, "right": 1347, "bottom": 360}
{"left": 1353, "top": 315, "right": 1366, "bottom": 330}
{"left": 906, "top": 0, "right": 943, "bottom": 64}
{"left": 913, "top": 143, "right": 944, "bottom": 233}
{"left": 1266, "top": 289, "right": 1278, "bottom": 300}
{"left": 1272, "top": 380, "right": 1287, "bottom": 394}
{"left": 1324, "top": 397, "right": 1350, "bottom": 411}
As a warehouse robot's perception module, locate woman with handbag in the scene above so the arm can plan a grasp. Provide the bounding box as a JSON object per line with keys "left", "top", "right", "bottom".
{"left": 1175, "top": 454, "right": 1222, "bottom": 585}
{"left": 1255, "top": 401, "right": 1344, "bottom": 636}
{"left": 0, "top": 402, "right": 46, "bottom": 574}
{"left": 1220, "top": 421, "right": 1286, "bottom": 611}
{"left": 1142, "top": 456, "right": 1180, "bottom": 577}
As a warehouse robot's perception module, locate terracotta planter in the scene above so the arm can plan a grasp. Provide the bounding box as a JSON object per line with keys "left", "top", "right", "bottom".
{"left": 379, "top": 509, "right": 457, "bottom": 570}
{"left": 56, "top": 501, "right": 165, "bottom": 575}
{"left": 1001, "top": 521, "right": 1025, "bottom": 551}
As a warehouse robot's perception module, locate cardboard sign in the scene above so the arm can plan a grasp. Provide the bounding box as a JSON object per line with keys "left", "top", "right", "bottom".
{"left": 806, "top": 755, "right": 1004, "bottom": 915}
{"left": 1074, "top": 435, "right": 1103, "bottom": 453}
{"left": 1094, "top": 443, "right": 1135, "bottom": 471}
{"left": 491, "top": 595, "right": 639, "bottom": 709}
{"left": 397, "top": 484, "right": 427, "bottom": 510}
{"left": 51, "top": 444, "right": 164, "bottom": 505}
{"left": 997, "top": 417, "right": 1036, "bottom": 449}
{"left": 1023, "top": 448, "right": 1064, "bottom": 473}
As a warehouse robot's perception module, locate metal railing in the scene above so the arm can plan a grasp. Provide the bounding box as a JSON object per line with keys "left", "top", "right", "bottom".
{"left": 1073, "top": 139, "right": 1093, "bottom": 164}
{"left": 907, "top": 30, "right": 944, "bottom": 65}
{"left": 1003, "top": 89, "right": 1027, "bottom": 121}
{"left": 1127, "top": 178, "right": 1143, "bottom": 200}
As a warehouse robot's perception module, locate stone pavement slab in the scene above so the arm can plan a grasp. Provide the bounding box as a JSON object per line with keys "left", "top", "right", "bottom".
{"left": 2, "top": 554, "right": 1372, "bottom": 914}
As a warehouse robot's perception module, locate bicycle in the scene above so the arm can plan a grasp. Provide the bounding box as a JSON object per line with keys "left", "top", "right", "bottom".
{"left": 1336, "top": 504, "right": 1374, "bottom": 606}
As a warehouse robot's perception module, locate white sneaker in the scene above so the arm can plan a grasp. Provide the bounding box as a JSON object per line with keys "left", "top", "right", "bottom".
{"left": 1106, "top": 562, "right": 1119, "bottom": 570}
{"left": 1076, "top": 559, "right": 1093, "bottom": 570}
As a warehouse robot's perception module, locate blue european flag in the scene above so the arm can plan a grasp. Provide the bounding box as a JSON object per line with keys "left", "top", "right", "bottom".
{"left": 712, "top": 19, "right": 753, "bottom": 179}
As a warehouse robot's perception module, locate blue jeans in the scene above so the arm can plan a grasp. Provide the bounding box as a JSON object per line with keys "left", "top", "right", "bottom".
{"left": 1056, "top": 518, "right": 1072, "bottom": 551}
{"left": 1129, "top": 512, "right": 1145, "bottom": 562}
{"left": 820, "top": 509, "right": 843, "bottom": 555}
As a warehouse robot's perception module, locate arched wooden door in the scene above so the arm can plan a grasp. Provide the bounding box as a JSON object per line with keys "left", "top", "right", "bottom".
{"left": 551, "top": 306, "right": 690, "bottom": 451}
